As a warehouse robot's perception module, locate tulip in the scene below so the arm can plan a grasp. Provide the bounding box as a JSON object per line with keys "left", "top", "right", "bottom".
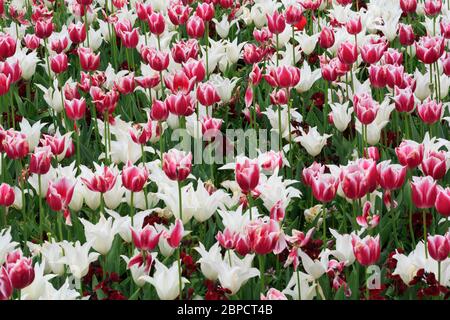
{"left": 398, "top": 24, "right": 415, "bottom": 46}
{"left": 81, "top": 166, "right": 118, "bottom": 193}
{"left": 235, "top": 157, "right": 260, "bottom": 194}
{"left": 353, "top": 93, "right": 379, "bottom": 125}
{"left": 2, "top": 133, "right": 29, "bottom": 160}
{"left": 35, "top": 18, "right": 54, "bottom": 39}
{"left": 311, "top": 174, "right": 339, "bottom": 203}
{"left": 114, "top": 74, "right": 135, "bottom": 95}
{"left": 369, "top": 65, "right": 387, "bottom": 88}
{"left": 245, "top": 219, "right": 280, "bottom": 255}
{"left": 0, "top": 267, "right": 12, "bottom": 300}
{"left": 196, "top": 2, "right": 215, "bottom": 21}
{"left": 341, "top": 167, "right": 369, "bottom": 200}
{"left": 168, "top": 3, "right": 191, "bottom": 25}
{"left": 171, "top": 40, "right": 199, "bottom": 64}
{"left": 150, "top": 99, "right": 169, "bottom": 121}
{"left": 394, "top": 86, "right": 415, "bottom": 113}
{"left": 68, "top": 22, "right": 87, "bottom": 44}
{"left": 243, "top": 44, "right": 263, "bottom": 64}
{"left": 148, "top": 50, "right": 169, "bottom": 72}
{"left": 345, "top": 17, "right": 362, "bottom": 35}
{"left": 411, "top": 176, "right": 437, "bottom": 209}
{"left": 59, "top": 241, "right": 100, "bottom": 279}
{"left": 46, "top": 177, "right": 75, "bottom": 225}
{"left": 165, "top": 93, "right": 195, "bottom": 117}
{"left": 0, "top": 183, "right": 15, "bottom": 207}
{"left": 122, "top": 162, "right": 149, "bottom": 192}
{"left": 78, "top": 47, "right": 100, "bottom": 72}
{"left": 23, "top": 34, "right": 40, "bottom": 50}
{"left": 302, "top": 162, "right": 325, "bottom": 187}
{"left": 285, "top": 5, "right": 303, "bottom": 25}
{"left": 417, "top": 98, "right": 442, "bottom": 125}
{"left": 364, "top": 146, "right": 380, "bottom": 162}
{"left": 119, "top": 28, "right": 140, "bottom": 48}
{"left": 266, "top": 11, "right": 286, "bottom": 34}
{"left": 351, "top": 234, "right": 381, "bottom": 266}
{"left": 264, "top": 65, "right": 301, "bottom": 88}
{"left": 0, "top": 34, "right": 17, "bottom": 60}
{"left": 424, "top": 0, "right": 442, "bottom": 16}
{"left": 162, "top": 149, "right": 193, "bottom": 182}
{"left": 296, "top": 127, "right": 331, "bottom": 157}
{"left": 182, "top": 58, "right": 206, "bottom": 82}
{"left": 141, "top": 260, "right": 189, "bottom": 300}
{"left": 51, "top": 37, "right": 69, "bottom": 54}
{"left": 427, "top": 234, "right": 450, "bottom": 261}
{"left": 415, "top": 36, "right": 445, "bottom": 64}
{"left": 131, "top": 225, "right": 161, "bottom": 251}
{"left": 50, "top": 53, "right": 68, "bottom": 74}
{"left": 319, "top": 26, "right": 335, "bottom": 49}
{"left": 421, "top": 151, "right": 447, "bottom": 180}
{"left": 360, "top": 39, "right": 388, "bottom": 65}
{"left": 435, "top": 187, "right": 450, "bottom": 217}
{"left": 400, "top": 0, "right": 417, "bottom": 13}
{"left": 64, "top": 97, "right": 86, "bottom": 121}
{"left": 337, "top": 41, "right": 358, "bottom": 65}
{"left": 0, "top": 60, "right": 21, "bottom": 84}
{"left": 6, "top": 252, "right": 35, "bottom": 290}
{"left": 136, "top": 2, "right": 153, "bottom": 21}
{"left": 148, "top": 12, "right": 165, "bottom": 35}
{"left": 377, "top": 161, "right": 407, "bottom": 190}
{"left": 196, "top": 83, "right": 221, "bottom": 107}
{"left": 29, "top": 146, "right": 53, "bottom": 175}
{"left": 439, "top": 20, "right": 450, "bottom": 39}
{"left": 186, "top": 15, "right": 205, "bottom": 38}
{"left": 166, "top": 219, "right": 184, "bottom": 248}
{"left": 395, "top": 140, "right": 424, "bottom": 169}
{"left": 0, "top": 73, "right": 11, "bottom": 96}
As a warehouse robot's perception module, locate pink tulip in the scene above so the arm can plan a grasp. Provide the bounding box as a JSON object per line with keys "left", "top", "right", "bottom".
{"left": 0, "top": 183, "right": 15, "bottom": 207}
{"left": 121, "top": 161, "right": 149, "bottom": 192}
{"left": 162, "top": 149, "right": 193, "bottom": 182}
{"left": 411, "top": 176, "right": 438, "bottom": 209}
{"left": 235, "top": 157, "right": 260, "bottom": 194}
{"left": 352, "top": 234, "right": 381, "bottom": 266}
{"left": 435, "top": 187, "right": 450, "bottom": 217}
{"left": 427, "top": 234, "right": 450, "bottom": 261}
{"left": 395, "top": 140, "right": 424, "bottom": 169}
{"left": 131, "top": 225, "right": 161, "bottom": 251}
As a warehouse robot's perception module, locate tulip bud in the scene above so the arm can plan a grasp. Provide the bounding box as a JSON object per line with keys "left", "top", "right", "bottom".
{"left": 162, "top": 149, "right": 193, "bottom": 182}
{"left": 122, "top": 162, "right": 149, "bottom": 192}
{"left": 0, "top": 183, "right": 15, "bottom": 207}
{"left": 435, "top": 187, "right": 450, "bottom": 217}
{"left": 186, "top": 15, "right": 205, "bottom": 39}
{"left": 351, "top": 235, "right": 381, "bottom": 266}
{"left": 29, "top": 146, "right": 53, "bottom": 175}
{"left": 235, "top": 157, "right": 260, "bottom": 194}
{"left": 417, "top": 98, "right": 442, "bottom": 125}
{"left": 266, "top": 11, "right": 286, "bottom": 34}
{"left": 148, "top": 12, "right": 166, "bottom": 35}
{"left": 64, "top": 97, "right": 87, "bottom": 121}
{"left": 50, "top": 53, "right": 69, "bottom": 74}
{"left": 68, "top": 22, "right": 87, "bottom": 44}
{"left": 6, "top": 252, "right": 35, "bottom": 290}
{"left": 421, "top": 151, "right": 447, "bottom": 180}
{"left": 427, "top": 234, "right": 450, "bottom": 261}
{"left": 398, "top": 24, "right": 415, "bottom": 46}
{"left": 319, "top": 27, "right": 335, "bottom": 49}
{"left": 411, "top": 176, "right": 438, "bottom": 209}
{"left": 395, "top": 140, "right": 424, "bottom": 169}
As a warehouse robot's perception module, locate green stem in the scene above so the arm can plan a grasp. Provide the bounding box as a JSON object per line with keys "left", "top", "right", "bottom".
{"left": 423, "top": 210, "right": 428, "bottom": 259}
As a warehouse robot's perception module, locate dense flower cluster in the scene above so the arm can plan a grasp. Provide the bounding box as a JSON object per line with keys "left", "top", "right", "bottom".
{"left": 0, "top": 0, "right": 449, "bottom": 301}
